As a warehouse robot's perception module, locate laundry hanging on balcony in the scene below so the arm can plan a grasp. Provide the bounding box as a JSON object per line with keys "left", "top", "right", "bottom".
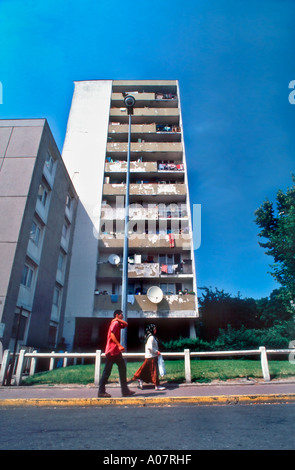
{"left": 167, "top": 265, "right": 174, "bottom": 274}
{"left": 161, "top": 264, "right": 168, "bottom": 273}
{"left": 160, "top": 263, "right": 182, "bottom": 274}
{"left": 168, "top": 233, "right": 175, "bottom": 248}
{"left": 127, "top": 294, "right": 135, "bottom": 304}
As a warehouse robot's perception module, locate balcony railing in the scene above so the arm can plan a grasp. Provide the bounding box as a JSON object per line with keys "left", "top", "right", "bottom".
{"left": 109, "top": 123, "right": 156, "bottom": 134}
{"left": 109, "top": 107, "right": 179, "bottom": 124}
{"left": 103, "top": 183, "right": 186, "bottom": 197}
{"left": 106, "top": 141, "right": 182, "bottom": 154}
{"left": 108, "top": 123, "right": 181, "bottom": 142}
{"left": 96, "top": 261, "right": 193, "bottom": 279}
{"left": 93, "top": 293, "right": 197, "bottom": 316}
{"left": 104, "top": 161, "right": 184, "bottom": 174}
{"left": 156, "top": 124, "right": 180, "bottom": 133}
{"left": 100, "top": 205, "right": 188, "bottom": 220}
{"left": 105, "top": 161, "right": 158, "bottom": 174}
{"left": 111, "top": 92, "right": 178, "bottom": 108}
{"left": 98, "top": 232, "right": 191, "bottom": 250}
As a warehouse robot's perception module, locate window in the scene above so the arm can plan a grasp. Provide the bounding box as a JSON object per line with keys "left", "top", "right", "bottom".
{"left": 38, "top": 183, "right": 48, "bottom": 206}
{"left": 159, "top": 254, "right": 174, "bottom": 265}
{"left": 30, "top": 220, "right": 41, "bottom": 246}
{"left": 45, "top": 152, "right": 54, "bottom": 174}
{"left": 53, "top": 286, "right": 61, "bottom": 307}
{"left": 11, "top": 309, "right": 29, "bottom": 340}
{"left": 21, "top": 264, "right": 34, "bottom": 288}
{"left": 57, "top": 252, "right": 65, "bottom": 273}
{"left": 62, "top": 222, "right": 69, "bottom": 239}
{"left": 160, "top": 283, "right": 175, "bottom": 295}
{"left": 66, "top": 194, "right": 72, "bottom": 210}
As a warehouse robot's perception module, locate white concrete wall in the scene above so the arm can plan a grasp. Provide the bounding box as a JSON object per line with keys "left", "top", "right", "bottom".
{"left": 61, "top": 81, "right": 112, "bottom": 347}
{"left": 176, "top": 81, "right": 199, "bottom": 314}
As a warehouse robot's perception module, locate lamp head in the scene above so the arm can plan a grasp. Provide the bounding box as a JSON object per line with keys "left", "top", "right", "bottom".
{"left": 124, "top": 95, "right": 136, "bottom": 114}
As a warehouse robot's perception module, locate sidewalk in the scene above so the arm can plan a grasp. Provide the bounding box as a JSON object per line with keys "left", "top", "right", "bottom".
{"left": 0, "top": 379, "right": 295, "bottom": 406}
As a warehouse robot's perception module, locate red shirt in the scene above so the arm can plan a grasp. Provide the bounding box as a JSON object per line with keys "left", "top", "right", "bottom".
{"left": 105, "top": 319, "right": 124, "bottom": 356}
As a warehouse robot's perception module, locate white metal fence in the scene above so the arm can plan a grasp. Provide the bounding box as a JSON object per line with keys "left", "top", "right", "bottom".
{"left": 0, "top": 347, "right": 294, "bottom": 386}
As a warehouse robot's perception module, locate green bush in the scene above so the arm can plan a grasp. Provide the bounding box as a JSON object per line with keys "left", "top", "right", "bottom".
{"left": 162, "top": 336, "right": 212, "bottom": 352}
{"left": 214, "top": 322, "right": 295, "bottom": 350}
{"left": 162, "top": 321, "right": 295, "bottom": 352}
{"left": 213, "top": 326, "right": 260, "bottom": 351}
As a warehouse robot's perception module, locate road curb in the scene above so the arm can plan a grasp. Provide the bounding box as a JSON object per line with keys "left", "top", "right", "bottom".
{"left": 1, "top": 393, "right": 295, "bottom": 407}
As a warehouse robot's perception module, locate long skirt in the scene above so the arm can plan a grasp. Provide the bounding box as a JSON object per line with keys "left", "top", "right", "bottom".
{"left": 133, "top": 357, "right": 159, "bottom": 386}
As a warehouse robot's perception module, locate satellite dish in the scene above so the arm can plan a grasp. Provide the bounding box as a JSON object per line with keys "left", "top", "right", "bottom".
{"left": 108, "top": 254, "right": 120, "bottom": 266}
{"left": 147, "top": 286, "right": 163, "bottom": 304}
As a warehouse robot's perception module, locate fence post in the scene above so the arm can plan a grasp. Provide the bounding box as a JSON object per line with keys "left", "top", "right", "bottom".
{"left": 260, "top": 346, "right": 270, "bottom": 382}
{"left": 29, "top": 351, "right": 38, "bottom": 376}
{"left": 63, "top": 352, "right": 68, "bottom": 367}
{"left": 184, "top": 349, "right": 191, "bottom": 384}
{"left": 15, "top": 349, "right": 26, "bottom": 386}
{"left": 94, "top": 350, "right": 101, "bottom": 385}
{"left": 49, "top": 351, "right": 55, "bottom": 370}
{"left": 0, "top": 350, "right": 10, "bottom": 385}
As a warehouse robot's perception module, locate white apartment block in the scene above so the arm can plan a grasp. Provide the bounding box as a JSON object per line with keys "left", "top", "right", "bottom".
{"left": 62, "top": 80, "right": 198, "bottom": 351}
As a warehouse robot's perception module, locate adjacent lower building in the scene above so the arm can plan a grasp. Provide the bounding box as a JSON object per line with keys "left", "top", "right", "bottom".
{"left": 61, "top": 80, "right": 199, "bottom": 351}
{"left": 0, "top": 119, "right": 78, "bottom": 351}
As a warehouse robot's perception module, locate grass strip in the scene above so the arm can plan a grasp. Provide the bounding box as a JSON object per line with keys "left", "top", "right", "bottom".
{"left": 23, "top": 359, "right": 295, "bottom": 386}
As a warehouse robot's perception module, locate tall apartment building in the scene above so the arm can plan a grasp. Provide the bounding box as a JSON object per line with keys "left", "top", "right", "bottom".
{"left": 0, "top": 119, "right": 78, "bottom": 352}
{"left": 62, "top": 80, "right": 198, "bottom": 351}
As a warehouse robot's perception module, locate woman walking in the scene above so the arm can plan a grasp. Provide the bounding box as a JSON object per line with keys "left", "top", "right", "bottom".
{"left": 133, "top": 324, "right": 165, "bottom": 391}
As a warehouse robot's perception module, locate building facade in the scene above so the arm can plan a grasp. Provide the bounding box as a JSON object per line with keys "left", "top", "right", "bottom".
{"left": 0, "top": 119, "right": 78, "bottom": 352}
{"left": 62, "top": 80, "right": 198, "bottom": 351}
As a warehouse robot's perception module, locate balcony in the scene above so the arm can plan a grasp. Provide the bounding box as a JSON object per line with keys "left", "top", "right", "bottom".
{"left": 98, "top": 232, "right": 191, "bottom": 250}
{"left": 108, "top": 123, "right": 181, "bottom": 143}
{"left": 105, "top": 161, "right": 158, "bottom": 174}
{"left": 101, "top": 205, "right": 159, "bottom": 220}
{"left": 111, "top": 92, "right": 178, "bottom": 108}
{"left": 106, "top": 141, "right": 182, "bottom": 159}
{"left": 103, "top": 183, "right": 186, "bottom": 197}
{"left": 104, "top": 161, "right": 184, "bottom": 176}
{"left": 128, "top": 261, "right": 193, "bottom": 278}
{"left": 128, "top": 262, "right": 160, "bottom": 278}
{"left": 109, "top": 123, "right": 156, "bottom": 135}
{"left": 93, "top": 293, "right": 197, "bottom": 318}
{"left": 101, "top": 205, "right": 188, "bottom": 222}
{"left": 109, "top": 107, "right": 179, "bottom": 124}
{"left": 96, "top": 260, "right": 193, "bottom": 279}
{"left": 112, "top": 79, "right": 177, "bottom": 90}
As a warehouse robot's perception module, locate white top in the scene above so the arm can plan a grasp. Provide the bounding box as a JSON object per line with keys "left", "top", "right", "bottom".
{"left": 145, "top": 335, "right": 158, "bottom": 358}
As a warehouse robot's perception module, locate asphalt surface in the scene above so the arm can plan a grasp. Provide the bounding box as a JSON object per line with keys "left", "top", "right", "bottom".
{"left": 0, "top": 379, "right": 295, "bottom": 406}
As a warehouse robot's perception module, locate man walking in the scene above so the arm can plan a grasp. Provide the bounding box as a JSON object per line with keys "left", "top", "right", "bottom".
{"left": 98, "top": 309, "right": 135, "bottom": 398}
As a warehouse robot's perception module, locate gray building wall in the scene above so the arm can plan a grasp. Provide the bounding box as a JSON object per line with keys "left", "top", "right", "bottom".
{"left": 0, "top": 119, "right": 78, "bottom": 351}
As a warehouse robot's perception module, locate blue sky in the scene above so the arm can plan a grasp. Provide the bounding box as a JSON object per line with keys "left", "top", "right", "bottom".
{"left": 0, "top": 0, "right": 294, "bottom": 299}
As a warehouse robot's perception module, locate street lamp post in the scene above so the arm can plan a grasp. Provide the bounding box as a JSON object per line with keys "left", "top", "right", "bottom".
{"left": 121, "top": 95, "right": 135, "bottom": 351}
{"left": 6, "top": 306, "right": 24, "bottom": 386}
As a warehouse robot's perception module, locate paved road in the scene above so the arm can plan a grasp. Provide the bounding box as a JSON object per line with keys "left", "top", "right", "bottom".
{"left": 1, "top": 403, "right": 295, "bottom": 450}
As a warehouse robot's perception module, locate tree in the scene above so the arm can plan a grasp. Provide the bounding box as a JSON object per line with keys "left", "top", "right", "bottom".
{"left": 255, "top": 288, "right": 294, "bottom": 327}
{"left": 198, "top": 287, "right": 259, "bottom": 340}
{"left": 254, "top": 175, "right": 295, "bottom": 297}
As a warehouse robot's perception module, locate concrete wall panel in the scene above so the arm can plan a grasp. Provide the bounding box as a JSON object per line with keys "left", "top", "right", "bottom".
{"left": 5, "top": 125, "right": 44, "bottom": 158}
{"left": 0, "top": 127, "right": 12, "bottom": 157}
{"left": 0, "top": 197, "right": 27, "bottom": 242}
{"left": 0, "top": 157, "right": 36, "bottom": 196}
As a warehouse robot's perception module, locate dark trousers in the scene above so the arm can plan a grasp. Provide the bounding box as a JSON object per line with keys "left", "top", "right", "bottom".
{"left": 98, "top": 353, "right": 129, "bottom": 394}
